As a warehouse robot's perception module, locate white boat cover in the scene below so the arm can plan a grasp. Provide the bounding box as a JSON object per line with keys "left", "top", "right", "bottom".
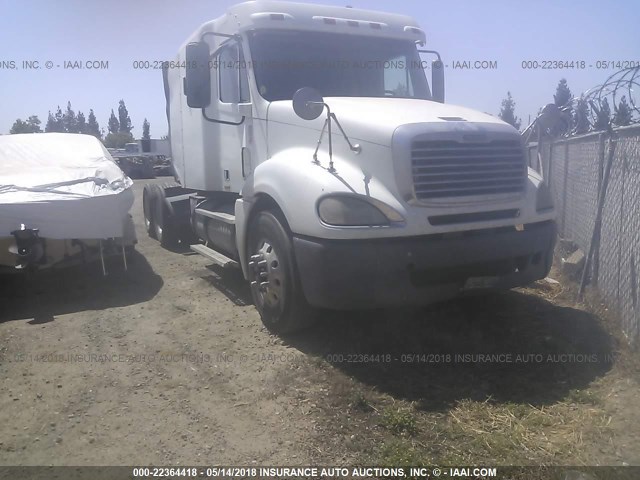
{"left": 0, "top": 133, "right": 134, "bottom": 239}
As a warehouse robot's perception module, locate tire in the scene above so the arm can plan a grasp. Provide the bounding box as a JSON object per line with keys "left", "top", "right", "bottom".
{"left": 142, "top": 184, "right": 156, "bottom": 238}
{"left": 158, "top": 181, "right": 182, "bottom": 192}
{"left": 247, "top": 210, "right": 316, "bottom": 334}
{"left": 152, "top": 185, "right": 179, "bottom": 249}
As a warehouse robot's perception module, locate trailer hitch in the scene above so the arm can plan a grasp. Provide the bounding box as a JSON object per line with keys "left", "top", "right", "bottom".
{"left": 9, "top": 224, "right": 46, "bottom": 269}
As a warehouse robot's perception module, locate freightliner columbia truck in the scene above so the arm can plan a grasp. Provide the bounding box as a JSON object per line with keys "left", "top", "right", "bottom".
{"left": 143, "top": 0, "right": 556, "bottom": 334}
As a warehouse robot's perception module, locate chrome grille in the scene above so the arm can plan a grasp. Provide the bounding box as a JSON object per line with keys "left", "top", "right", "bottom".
{"left": 412, "top": 139, "right": 526, "bottom": 199}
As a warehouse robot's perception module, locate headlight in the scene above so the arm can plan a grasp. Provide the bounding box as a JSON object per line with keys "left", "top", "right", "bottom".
{"left": 536, "top": 181, "right": 554, "bottom": 212}
{"left": 317, "top": 195, "right": 404, "bottom": 226}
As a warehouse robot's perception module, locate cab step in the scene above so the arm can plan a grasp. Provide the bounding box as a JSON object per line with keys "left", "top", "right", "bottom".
{"left": 194, "top": 208, "right": 235, "bottom": 224}
{"left": 190, "top": 243, "right": 239, "bottom": 269}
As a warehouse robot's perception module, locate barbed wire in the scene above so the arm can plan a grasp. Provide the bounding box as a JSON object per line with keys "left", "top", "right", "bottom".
{"left": 580, "top": 65, "right": 639, "bottom": 128}
{"left": 522, "top": 65, "right": 639, "bottom": 142}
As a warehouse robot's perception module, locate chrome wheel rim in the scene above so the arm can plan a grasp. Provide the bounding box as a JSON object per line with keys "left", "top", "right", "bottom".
{"left": 249, "top": 240, "right": 285, "bottom": 311}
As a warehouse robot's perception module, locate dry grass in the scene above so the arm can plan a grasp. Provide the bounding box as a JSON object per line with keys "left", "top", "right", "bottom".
{"left": 284, "top": 260, "right": 639, "bottom": 467}
{"left": 380, "top": 406, "right": 418, "bottom": 436}
{"left": 443, "top": 398, "right": 612, "bottom": 465}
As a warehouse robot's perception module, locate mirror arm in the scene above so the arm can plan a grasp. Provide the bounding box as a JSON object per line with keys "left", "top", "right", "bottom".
{"left": 200, "top": 31, "right": 241, "bottom": 42}
{"left": 307, "top": 102, "right": 334, "bottom": 171}
{"left": 330, "top": 113, "right": 361, "bottom": 154}
{"left": 418, "top": 49, "right": 445, "bottom": 103}
{"left": 418, "top": 49, "right": 441, "bottom": 61}
{"left": 313, "top": 118, "right": 329, "bottom": 165}
{"left": 327, "top": 104, "right": 333, "bottom": 171}
{"left": 308, "top": 102, "right": 361, "bottom": 172}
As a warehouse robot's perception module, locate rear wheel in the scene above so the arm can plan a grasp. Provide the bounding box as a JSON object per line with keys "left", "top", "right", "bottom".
{"left": 247, "top": 210, "right": 316, "bottom": 334}
{"left": 152, "top": 185, "right": 179, "bottom": 249}
{"left": 142, "top": 184, "right": 156, "bottom": 238}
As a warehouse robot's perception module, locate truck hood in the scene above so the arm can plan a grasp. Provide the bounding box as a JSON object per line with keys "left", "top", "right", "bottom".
{"left": 266, "top": 97, "right": 510, "bottom": 146}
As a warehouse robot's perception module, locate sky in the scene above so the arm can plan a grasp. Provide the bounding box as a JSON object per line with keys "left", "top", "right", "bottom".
{"left": 1, "top": 0, "right": 639, "bottom": 137}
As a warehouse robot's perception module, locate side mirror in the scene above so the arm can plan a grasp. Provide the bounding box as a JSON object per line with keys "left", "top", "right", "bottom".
{"left": 431, "top": 60, "right": 445, "bottom": 103}
{"left": 185, "top": 42, "right": 211, "bottom": 108}
{"left": 292, "top": 87, "right": 325, "bottom": 120}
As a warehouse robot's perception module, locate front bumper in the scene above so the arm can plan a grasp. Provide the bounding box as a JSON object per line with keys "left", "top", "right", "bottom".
{"left": 293, "top": 221, "right": 556, "bottom": 309}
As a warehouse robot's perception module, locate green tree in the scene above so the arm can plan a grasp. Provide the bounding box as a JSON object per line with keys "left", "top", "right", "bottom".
{"left": 10, "top": 115, "right": 42, "bottom": 134}
{"left": 551, "top": 79, "right": 573, "bottom": 136}
{"left": 554, "top": 78, "right": 572, "bottom": 107}
{"left": 104, "top": 131, "right": 135, "bottom": 149}
{"left": 498, "top": 92, "right": 521, "bottom": 130}
{"left": 574, "top": 96, "right": 590, "bottom": 135}
{"left": 45, "top": 106, "right": 65, "bottom": 132}
{"left": 118, "top": 99, "right": 132, "bottom": 134}
{"left": 28, "top": 115, "right": 42, "bottom": 132}
{"left": 10, "top": 119, "right": 31, "bottom": 134}
{"left": 55, "top": 106, "right": 64, "bottom": 130}
{"left": 142, "top": 118, "right": 150, "bottom": 140}
{"left": 63, "top": 101, "right": 78, "bottom": 133}
{"left": 76, "top": 111, "right": 87, "bottom": 134}
{"left": 593, "top": 98, "right": 611, "bottom": 131}
{"left": 108, "top": 109, "right": 120, "bottom": 134}
{"left": 45, "top": 112, "right": 56, "bottom": 132}
{"left": 141, "top": 118, "right": 151, "bottom": 152}
{"left": 27, "top": 115, "right": 42, "bottom": 132}
{"left": 613, "top": 96, "right": 633, "bottom": 126}
{"left": 87, "top": 109, "right": 101, "bottom": 139}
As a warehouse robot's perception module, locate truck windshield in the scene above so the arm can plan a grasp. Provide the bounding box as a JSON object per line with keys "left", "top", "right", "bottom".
{"left": 247, "top": 30, "right": 431, "bottom": 101}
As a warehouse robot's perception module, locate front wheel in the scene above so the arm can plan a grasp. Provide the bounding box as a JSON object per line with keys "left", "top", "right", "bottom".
{"left": 247, "top": 210, "right": 316, "bottom": 334}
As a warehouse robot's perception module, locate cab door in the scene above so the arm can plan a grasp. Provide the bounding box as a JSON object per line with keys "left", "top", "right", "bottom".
{"left": 203, "top": 41, "right": 252, "bottom": 192}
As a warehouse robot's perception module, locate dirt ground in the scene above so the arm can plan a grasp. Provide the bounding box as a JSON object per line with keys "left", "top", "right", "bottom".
{"left": 1, "top": 179, "right": 639, "bottom": 470}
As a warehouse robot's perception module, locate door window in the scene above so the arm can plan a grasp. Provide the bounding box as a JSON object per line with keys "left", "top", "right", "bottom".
{"left": 218, "top": 43, "right": 250, "bottom": 103}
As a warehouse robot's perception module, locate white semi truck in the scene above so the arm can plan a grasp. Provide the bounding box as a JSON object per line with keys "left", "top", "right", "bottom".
{"left": 144, "top": 0, "right": 556, "bottom": 333}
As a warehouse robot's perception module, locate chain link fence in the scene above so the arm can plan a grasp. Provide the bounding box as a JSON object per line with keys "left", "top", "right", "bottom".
{"left": 527, "top": 125, "right": 640, "bottom": 345}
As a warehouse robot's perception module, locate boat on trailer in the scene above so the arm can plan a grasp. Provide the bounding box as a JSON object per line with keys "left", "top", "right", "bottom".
{"left": 0, "top": 133, "right": 137, "bottom": 274}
